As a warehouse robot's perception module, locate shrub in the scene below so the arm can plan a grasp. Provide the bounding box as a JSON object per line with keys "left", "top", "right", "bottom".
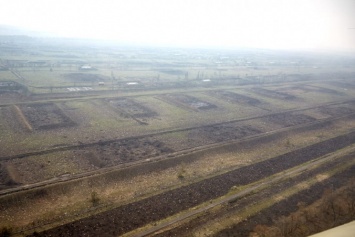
{"left": 177, "top": 163, "right": 186, "bottom": 180}
{"left": 0, "top": 226, "right": 12, "bottom": 237}
{"left": 90, "top": 191, "right": 100, "bottom": 207}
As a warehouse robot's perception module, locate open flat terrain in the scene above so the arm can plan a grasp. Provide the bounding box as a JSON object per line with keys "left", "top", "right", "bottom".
{"left": 1, "top": 37, "right": 355, "bottom": 236}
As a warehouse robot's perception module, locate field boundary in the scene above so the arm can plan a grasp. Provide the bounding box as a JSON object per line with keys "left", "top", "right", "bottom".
{"left": 126, "top": 147, "right": 355, "bottom": 237}
{"left": 2, "top": 99, "right": 355, "bottom": 161}
{"left": 1, "top": 111, "right": 355, "bottom": 197}
{"left": 24, "top": 129, "right": 355, "bottom": 236}
{"left": 13, "top": 104, "right": 33, "bottom": 131}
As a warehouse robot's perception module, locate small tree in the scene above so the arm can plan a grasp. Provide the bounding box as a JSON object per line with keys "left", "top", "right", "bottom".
{"left": 90, "top": 191, "right": 100, "bottom": 207}
{"left": 0, "top": 226, "right": 12, "bottom": 237}
{"left": 177, "top": 163, "right": 186, "bottom": 180}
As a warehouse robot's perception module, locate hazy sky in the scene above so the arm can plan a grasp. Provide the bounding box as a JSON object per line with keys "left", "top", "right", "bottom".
{"left": 0, "top": 0, "right": 354, "bottom": 51}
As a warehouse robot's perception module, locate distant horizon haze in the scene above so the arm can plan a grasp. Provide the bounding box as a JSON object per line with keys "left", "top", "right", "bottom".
{"left": 0, "top": 0, "right": 354, "bottom": 52}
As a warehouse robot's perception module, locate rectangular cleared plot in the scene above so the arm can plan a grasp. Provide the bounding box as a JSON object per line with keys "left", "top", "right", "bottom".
{"left": 318, "top": 106, "right": 355, "bottom": 117}
{"left": 158, "top": 94, "right": 217, "bottom": 111}
{"left": 20, "top": 103, "right": 75, "bottom": 130}
{"left": 108, "top": 98, "right": 157, "bottom": 118}
{"left": 262, "top": 113, "right": 316, "bottom": 127}
{"left": 208, "top": 90, "right": 261, "bottom": 105}
{"left": 250, "top": 88, "right": 296, "bottom": 100}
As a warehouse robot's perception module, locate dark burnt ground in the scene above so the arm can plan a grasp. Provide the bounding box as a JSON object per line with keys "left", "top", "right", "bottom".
{"left": 157, "top": 94, "right": 217, "bottom": 111}
{"left": 62, "top": 73, "right": 109, "bottom": 83}
{"left": 107, "top": 98, "right": 157, "bottom": 119}
{"left": 80, "top": 138, "right": 173, "bottom": 167}
{"left": 317, "top": 106, "right": 355, "bottom": 117}
{"left": 19, "top": 103, "right": 75, "bottom": 130}
{"left": 250, "top": 88, "right": 296, "bottom": 100}
{"left": 158, "top": 69, "right": 186, "bottom": 76}
{"left": 304, "top": 85, "right": 344, "bottom": 95}
{"left": 0, "top": 92, "right": 27, "bottom": 105}
{"left": 215, "top": 165, "right": 355, "bottom": 237}
{"left": 0, "top": 163, "right": 20, "bottom": 190}
{"left": 30, "top": 131, "right": 355, "bottom": 237}
{"left": 187, "top": 124, "right": 261, "bottom": 144}
{"left": 0, "top": 106, "right": 26, "bottom": 134}
{"left": 325, "top": 81, "right": 355, "bottom": 90}
{"left": 0, "top": 109, "right": 321, "bottom": 162}
{"left": 262, "top": 112, "right": 316, "bottom": 127}
{"left": 207, "top": 90, "right": 261, "bottom": 106}
{"left": 105, "top": 98, "right": 158, "bottom": 125}
{"left": 275, "top": 85, "right": 342, "bottom": 96}
{"left": 0, "top": 81, "right": 26, "bottom": 92}
{"left": 155, "top": 150, "right": 355, "bottom": 237}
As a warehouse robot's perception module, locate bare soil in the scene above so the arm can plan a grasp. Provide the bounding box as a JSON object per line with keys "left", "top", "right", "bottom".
{"left": 326, "top": 81, "right": 355, "bottom": 90}
{"left": 276, "top": 85, "right": 342, "bottom": 96}
{"left": 207, "top": 90, "right": 261, "bottom": 105}
{"left": 30, "top": 131, "right": 355, "bottom": 237}
{"left": 19, "top": 103, "right": 75, "bottom": 130}
{"left": 0, "top": 81, "right": 25, "bottom": 92}
{"left": 215, "top": 166, "right": 355, "bottom": 237}
{"left": 187, "top": 124, "right": 261, "bottom": 144}
{"left": 79, "top": 137, "right": 173, "bottom": 167}
{"left": 107, "top": 98, "right": 157, "bottom": 119}
{"left": 0, "top": 92, "right": 29, "bottom": 105}
{"left": 261, "top": 112, "right": 316, "bottom": 127}
{"left": 62, "top": 73, "right": 109, "bottom": 82}
{"left": 157, "top": 94, "right": 217, "bottom": 111}
{"left": 0, "top": 108, "right": 347, "bottom": 188}
{"left": 158, "top": 153, "right": 355, "bottom": 237}
{"left": 318, "top": 106, "right": 355, "bottom": 117}
{"left": 0, "top": 163, "right": 19, "bottom": 189}
{"left": 250, "top": 88, "right": 297, "bottom": 100}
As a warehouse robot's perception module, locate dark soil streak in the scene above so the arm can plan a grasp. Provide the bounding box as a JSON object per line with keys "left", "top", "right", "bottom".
{"left": 250, "top": 87, "right": 297, "bottom": 100}
{"left": 157, "top": 94, "right": 217, "bottom": 111}
{"left": 32, "top": 131, "right": 355, "bottom": 237}
{"left": 207, "top": 90, "right": 261, "bottom": 105}
{"left": 155, "top": 151, "right": 355, "bottom": 237}
{"left": 19, "top": 103, "right": 75, "bottom": 130}
{"left": 215, "top": 166, "right": 355, "bottom": 237}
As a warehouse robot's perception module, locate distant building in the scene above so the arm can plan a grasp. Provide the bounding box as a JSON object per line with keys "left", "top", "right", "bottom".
{"left": 98, "top": 82, "right": 105, "bottom": 86}
{"left": 79, "top": 65, "right": 94, "bottom": 70}
{"left": 27, "top": 60, "right": 47, "bottom": 67}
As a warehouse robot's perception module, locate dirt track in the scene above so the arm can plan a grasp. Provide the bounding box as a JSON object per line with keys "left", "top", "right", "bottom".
{"left": 30, "top": 131, "right": 355, "bottom": 237}
{"left": 2, "top": 101, "right": 352, "bottom": 161}
{"left": 156, "top": 155, "right": 355, "bottom": 237}
{"left": 215, "top": 166, "right": 355, "bottom": 237}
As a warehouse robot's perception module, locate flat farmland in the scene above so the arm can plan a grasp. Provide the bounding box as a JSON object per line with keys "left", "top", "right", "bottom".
{"left": 3, "top": 81, "right": 354, "bottom": 157}
{"left": 1, "top": 42, "right": 355, "bottom": 236}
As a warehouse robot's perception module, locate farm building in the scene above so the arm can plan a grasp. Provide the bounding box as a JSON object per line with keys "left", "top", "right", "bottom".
{"left": 79, "top": 65, "right": 96, "bottom": 70}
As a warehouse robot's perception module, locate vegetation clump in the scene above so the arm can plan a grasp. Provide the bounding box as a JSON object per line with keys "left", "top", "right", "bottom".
{"left": 250, "top": 180, "right": 355, "bottom": 237}
{"left": 0, "top": 226, "right": 12, "bottom": 237}
{"left": 90, "top": 191, "right": 100, "bottom": 207}
{"left": 177, "top": 163, "right": 187, "bottom": 180}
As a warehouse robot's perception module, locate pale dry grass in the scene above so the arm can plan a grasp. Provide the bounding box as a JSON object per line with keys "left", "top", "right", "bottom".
{"left": 0, "top": 139, "right": 277, "bottom": 230}
{"left": 296, "top": 182, "right": 311, "bottom": 190}
{"left": 316, "top": 174, "right": 330, "bottom": 182}
{"left": 5, "top": 163, "right": 22, "bottom": 183}
{"left": 13, "top": 105, "right": 32, "bottom": 131}
{"left": 191, "top": 158, "right": 355, "bottom": 237}
{"left": 5, "top": 150, "right": 95, "bottom": 184}
{"left": 274, "top": 195, "right": 286, "bottom": 202}
{"left": 2, "top": 116, "right": 355, "bottom": 232}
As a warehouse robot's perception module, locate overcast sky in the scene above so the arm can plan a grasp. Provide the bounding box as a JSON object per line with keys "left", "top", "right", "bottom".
{"left": 0, "top": 0, "right": 354, "bottom": 51}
